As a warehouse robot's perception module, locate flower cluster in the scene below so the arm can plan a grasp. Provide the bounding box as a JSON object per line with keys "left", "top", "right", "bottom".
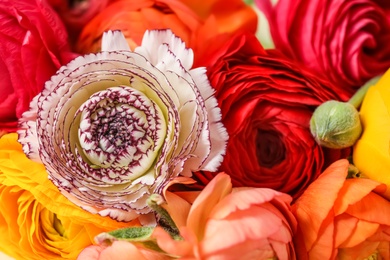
{"left": 1, "top": 0, "right": 390, "bottom": 259}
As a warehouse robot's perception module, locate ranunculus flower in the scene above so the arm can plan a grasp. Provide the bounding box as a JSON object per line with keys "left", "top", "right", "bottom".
{"left": 18, "top": 30, "right": 227, "bottom": 222}
{"left": 292, "top": 159, "right": 390, "bottom": 259}
{"left": 155, "top": 173, "right": 297, "bottom": 259}
{"left": 75, "top": 0, "right": 257, "bottom": 65}
{"left": 84, "top": 173, "right": 297, "bottom": 259}
{"left": 0, "top": 0, "right": 75, "bottom": 132}
{"left": 353, "top": 68, "right": 390, "bottom": 199}
{"left": 256, "top": 0, "right": 390, "bottom": 97}
{"left": 196, "top": 33, "right": 350, "bottom": 199}
{"left": 0, "top": 133, "right": 131, "bottom": 260}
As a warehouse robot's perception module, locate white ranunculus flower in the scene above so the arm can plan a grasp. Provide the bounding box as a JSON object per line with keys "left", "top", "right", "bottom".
{"left": 18, "top": 30, "right": 228, "bottom": 222}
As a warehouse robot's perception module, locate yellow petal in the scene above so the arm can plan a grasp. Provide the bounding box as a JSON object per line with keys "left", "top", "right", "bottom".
{"left": 0, "top": 133, "right": 131, "bottom": 259}
{"left": 353, "top": 83, "right": 390, "bottom": 198}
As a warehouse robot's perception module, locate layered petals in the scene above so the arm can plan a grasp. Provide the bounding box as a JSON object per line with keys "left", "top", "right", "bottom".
{"left": 0, "top": 133, "right": 129, "bottom": 260}
{"left": 18, "top": 29, "right": 227, "bottom": 221}
{"left": 156, "top": 173, "right": 297, "bottom": 259}
{"left": 256, "top": 0, "right": 390, "bottom": 96}
{"left": 0, "top": 0, "right": 75, "bottom": 132}
{"left": 196, "top": 32, "right": 350, "bottom": 199}
{"left": 293, "top": 159, "right": 390, "bottom": 259}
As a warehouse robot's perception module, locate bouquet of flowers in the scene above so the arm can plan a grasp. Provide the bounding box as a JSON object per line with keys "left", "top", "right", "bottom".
{"left": 1, "top": 0, "right": 390, "bottom": 259}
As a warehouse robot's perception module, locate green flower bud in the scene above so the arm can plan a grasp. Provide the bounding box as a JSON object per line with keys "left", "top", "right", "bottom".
{"left": 310, "top": 100, "right": 362, "bottom": 149}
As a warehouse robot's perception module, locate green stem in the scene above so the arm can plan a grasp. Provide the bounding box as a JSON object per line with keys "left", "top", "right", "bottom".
{"left": 147, "top": 194, "right": 182, "bottom": 240}
{"left": 348, "top": 75, "right": 381, "bottom": 108}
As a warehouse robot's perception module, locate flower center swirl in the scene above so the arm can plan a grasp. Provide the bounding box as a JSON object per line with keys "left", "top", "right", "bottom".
{"left": 76, "top": 86, "right": 165, "bottom": 183}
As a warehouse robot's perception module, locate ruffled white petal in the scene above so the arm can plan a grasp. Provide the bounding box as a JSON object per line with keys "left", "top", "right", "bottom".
{"left": 101, "top": 30, "right": 131, "bottom": 52}
{"left": 17, "top": 94, "right": 41, "bottom": 162}
{"left": 189, "top": 68, "right": 228, "bottom": 171}
{"left": 135, "top": 29, "right": 194, "bottom": 73}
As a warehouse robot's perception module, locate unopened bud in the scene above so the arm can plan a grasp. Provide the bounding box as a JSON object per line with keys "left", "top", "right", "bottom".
{"left": 310, "top": 100, "right": 362, "bottom": 149}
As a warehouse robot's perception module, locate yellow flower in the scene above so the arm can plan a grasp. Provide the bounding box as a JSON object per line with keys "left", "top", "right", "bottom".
{"left": 0, "top": 133, "right": 131, "bottom": 260}
{"left": 353, "top": 69, "right": 390, "bottom": 198}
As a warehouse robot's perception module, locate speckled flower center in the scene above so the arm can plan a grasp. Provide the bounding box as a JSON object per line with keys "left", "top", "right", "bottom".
{"left": 90, "top": 103, "right": 147, "bottom": 155}
{"left": 76, "top": 86, "right": 165, "bottom": 180}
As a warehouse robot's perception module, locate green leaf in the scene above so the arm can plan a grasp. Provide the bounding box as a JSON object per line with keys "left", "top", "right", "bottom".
{"left": 95, "top": 226, "right": 156, "bottom": 246}
{"left": 108, "top": 226, "right": 155, "bottom": 240}
{"left": 95, "top": 226, "right": 167, "bottom": 253}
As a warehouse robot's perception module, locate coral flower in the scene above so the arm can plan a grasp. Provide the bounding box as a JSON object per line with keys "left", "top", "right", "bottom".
{"left": 79, "top": 173, "right": 297, "bottom": 259}
{"left": 153, "top": 173, "right": 297, "bottom": 259}
{"left": 292, "top": 159, "right": 390, "bottom": 259}
{"left": 0, "top": 133, "right": 130, "bottom": 260}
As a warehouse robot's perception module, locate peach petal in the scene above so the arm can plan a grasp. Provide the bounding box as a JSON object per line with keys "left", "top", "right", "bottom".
{"left": 335, "top": 215, "right": 379, "bottom": 248}
{"left": 77, "top": 245, "right": 105, "bottom": 259}
{"left": 334, "top": 178, "right": 383, "bottom": 215}
{"left": 163, "top": 191, "right": 191, "bottom": 228}
{"left": 202, "top": 239, "right": 275, "bottom": 260}
{"left": 99, "top": 241, "right": 149, "bottom": 260}
{"left": 343, "top": 219, "right": 380, "bottom": 248}
{"left": 333, "top": 215, "right": 359, "bottom": 247}
{"left": 293, "top": 159, "right": 349, "bottom": 250}
{"left": 172, "top": 191, "right": 201, "bottom": 205}
{"left": 153, "top": 226, "right": 195, "bottom": 257}
{"left": 269, "top": 238, "right": 294, "bottom": 260}
{"left": 202, "top": 207, "right": 283, "bottom": 253}
{"left": 308, "top": 220, "right": 337, "bottom": 260}
{"left": 346, "top": 192, "right": 390, "bottom": 225}
{"left": 338, "top": 240, "right": 381, "bottom": 260}
{"left": 186, "top": 173, "right": 232, "bottom": 240}
{"left": 210, "top": 188, "right": 292, "bottom": 220}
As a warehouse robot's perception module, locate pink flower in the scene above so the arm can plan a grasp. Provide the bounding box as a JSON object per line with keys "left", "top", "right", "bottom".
{"left": 77, "top": 173, "right": 297, "bottom": 259}
{"left": 257, "top": 0, "right": 390, "bottom": 96}
{"left": 0, "top": 0, "right": 75, "bottom": 132}
{"left": 154, "top": 173, "right": 297, "bottom": 259}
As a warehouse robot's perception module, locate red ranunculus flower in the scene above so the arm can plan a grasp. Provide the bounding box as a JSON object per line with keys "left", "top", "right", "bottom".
{"left": 195, "top": 33, "right": 350, "bottom": 199}
{"left": 256, "top": 0, "right": 390, "bottom": 97}
{"left": 0, "top": 0, "right": 75, "bottom": 132}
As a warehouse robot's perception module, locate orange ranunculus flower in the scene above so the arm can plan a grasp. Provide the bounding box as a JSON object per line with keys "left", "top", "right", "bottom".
{"left": 0, "top": 133, "right": 132, "bottom": 260}
{"left": 152, "top": 173, "right": 297, "bottom": 259}
{"left": 292, "top": 159, "right": 390, "bottom": 259}
{"left": 353, "top": 68, "right": 390, "bottom": 199}
{"left": 75, "top": 0, "right": 257, "bottom": 65}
